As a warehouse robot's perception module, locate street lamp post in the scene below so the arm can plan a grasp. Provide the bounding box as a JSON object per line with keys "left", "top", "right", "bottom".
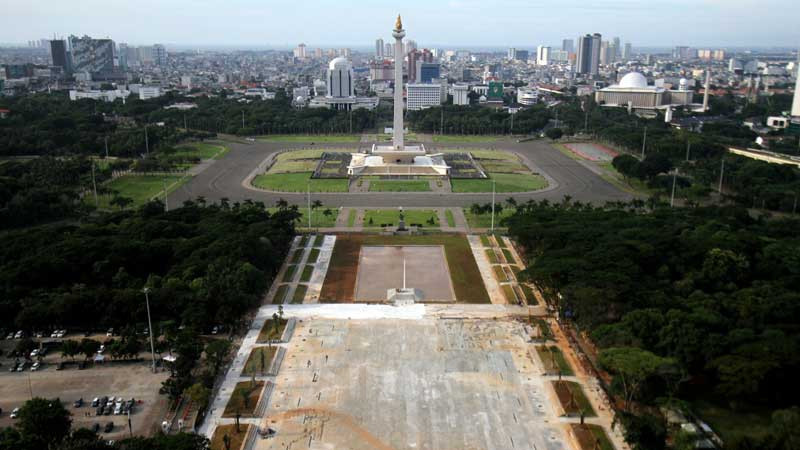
{"left": 142, "top": 287, "right": 157, "bottom": 373}
{"left": 490, "top": 179, "right": 496, "bottom": 233}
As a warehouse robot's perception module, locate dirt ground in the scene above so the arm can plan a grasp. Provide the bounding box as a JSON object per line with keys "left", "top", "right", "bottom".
{"left": 355, "top": 245, "right": 456, "bottom": 301}
{"left": 0, "top": 351, "right": 169, "bottom": 440}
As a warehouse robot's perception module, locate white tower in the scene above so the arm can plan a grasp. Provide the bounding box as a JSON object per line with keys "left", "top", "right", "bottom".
{"left": 702, "top": 69, "right": 711, "bottom": 112}
{"left": 392, "top": 15, "right": 405, "bottom": 150}
{"left": 792, "top": 69, "right": 800, "bottom": 118}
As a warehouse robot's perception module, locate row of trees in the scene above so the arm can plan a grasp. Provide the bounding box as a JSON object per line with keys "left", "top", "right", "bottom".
{"left": 407, "top": 103, "right": 552, "bottom": 135}
{"left": 506, "top": 200, "right": 800, "bottom": 449}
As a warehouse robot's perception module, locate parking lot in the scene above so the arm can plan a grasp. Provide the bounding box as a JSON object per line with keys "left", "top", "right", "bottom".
{"left": 0, "top": 334, "right": 169, "bottom": 440}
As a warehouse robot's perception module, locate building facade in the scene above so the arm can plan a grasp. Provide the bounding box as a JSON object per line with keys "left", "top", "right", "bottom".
{"left": 68, "top": 35, "right": 115, "bottom": 77}
{"left": 407, "top": 83, "right": 442, "bottom": 110}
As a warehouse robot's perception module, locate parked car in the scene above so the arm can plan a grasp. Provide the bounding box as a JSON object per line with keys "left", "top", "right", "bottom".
{"left": 106, "top": 328, "right": 114, "bottom": 337}
{"left": 29, "top": 349, "right": 38, "bottom": 358}
{"left": 103, "top": 405, "right": 112, "bottom": 415}
{"left": 30, "top": 362, "right": 41, "bottom": 371}
{"left": 92, "top": 423, "right": 100, "bottom": 433}
{"left": 14, "top": 330, "right": 23, "bottom": 339}
{"left": 10, "top": 408, "right": 19, "bottom": 419}
{"left": 74, "top": 398, "right": 83, "bottom": 408}
{"left": 5, "top": 333, "right": 13, "bottom": 340}
{"left": 16, "top": 362, "right": 27, "bottom": 372}
{"left": 104, "top": 422, "right": 114, "bottom": 433}
{"left": 8, "top": 362, "right": 18, "bottom": 372}
{"left": 96, "top": 406, "right": 104, "bottom": 415}
{"left": 91, "top": 397, "right": 100, "bottom": 407}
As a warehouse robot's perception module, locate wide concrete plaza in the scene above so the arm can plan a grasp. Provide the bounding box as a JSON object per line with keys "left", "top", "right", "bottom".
{"left": 258, "top": 318, "right": 568, "bottom": 450}
{"left": 355, "top": 245, "right": 456, "bottom": 302}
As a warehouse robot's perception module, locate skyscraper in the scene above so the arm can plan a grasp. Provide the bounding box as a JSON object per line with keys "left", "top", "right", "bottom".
{"left": 791, "top": 68, "right": 800, "bottom": 118}
{"left": 623, "top": 43, "right": 632, "bottom": 61}
{"left": 68, "top": 35, "right": 115, "bottom": 77}
{"left": 536, "top": 46, "right": 550, "bottom": 66}
{"left": 416, "top": 62, "right": 440, "bottom": 83}
{"left": 562, "top": 39, "right": 574, "bottom": 54}
{"left": 153, "top": 44, "right": 167, "bottom": 67}
{"left": 613, "top": 37, "right": 621, "bottom": 58}
{"left": 50, "top": 39, "right": 68, "bottom": 72}
{"left": 376, "top": 38, "right": 384, "bottom": 58}
{"left": 576, "top": 35, "right": 592, "bottom": 74}
{"left": 590, "top": 33, "right": 602, "bottom": 75}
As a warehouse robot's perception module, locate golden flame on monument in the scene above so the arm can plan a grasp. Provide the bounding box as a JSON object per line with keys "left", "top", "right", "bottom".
{"left": 395, "top": 14, "right": 403, "bottom": 31}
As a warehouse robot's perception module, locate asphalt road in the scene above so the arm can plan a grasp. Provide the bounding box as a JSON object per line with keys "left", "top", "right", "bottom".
{"left": 169, "top": 138, "right": 632, "bottom": 207}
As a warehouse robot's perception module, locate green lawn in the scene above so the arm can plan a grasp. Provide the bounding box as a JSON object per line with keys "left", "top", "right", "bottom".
{"left": 368, "top": 180, "right": 431, "bottom": 192}
{"left": 363, "top": 209, "right": 439, "bottom": 227}
{"left": 97, "top": 175, "right": 189, "bottom": 209}
{"left": 253, "top": 172, "right": 349, "bottom": 193}
{"left": 692, "top": 398, "right": 773, "bottom": 442}
{"left": 451, "top": 173, "right": 547, "bottom": 193}
{"left": 282, "top": 265, "right": 297, "bottom": 282}
{"left": 502, "top": 248, "right": 514, "bottom": 263}
{"left": 307, "top": 248, "right": 320, "bottom": 263}
{"left": 256, "top": 317, "right": 288, "bottom": 342}
{"left": 223, "top": 381, "right": 263, "bottom": 417}
{"left": 479, "top": 235, "right": 492, "bottom": 247}
{"left": 493, "top": 265, "right": 509, "bottom": 282}
{"left": 299, "top": 235, "right": 309, "bottom": 247}
{"left": 433, "top": 135, "right": 503, "bottom": 143}
{"left": 521, "top": 284, "right": 537, "bottom": 305}
{"left": 258, "top": 135, "right": 360, "bottom": 143}
{"left": 501, "top": 284, "right": 518, "bottom": 303}
{"left": 292, "top": 285, "right": 308, "bottom": 304}
{"left": 347, "top": 209, "right": 357, "bottom": 227}
{"left": 300, "top": 265, "right": 314, "bottom": 282}
{"left": 297, "top": 209, "right": 338, "bottom": 228}
{"left": 485, "top": 249, "right": 499, "bottom": 264}
{"left": 173, "top": 142, "right": 228, "bottom": 160}
{"left": 313, "top": 235, "right": 325, "bottom": 247}
{"left": 241, "top": 347, "right": 277, "bottom": 377}
{"left": 554, "top": 380, "right": 596, "bottom": 416}
{"left": 536, "top": 346, "right": 574, "bottom": 376}
{"left": 290, "top": 249, "right": 304, "bottom": 264}
{"left": 271, "top": 285, "right": 289, "bottom": 304}
{"left": 464, "top": 208, "right": 516, "bottom": 229}
{"left": 445, "top": 209, "right": 456, "bottom": 227}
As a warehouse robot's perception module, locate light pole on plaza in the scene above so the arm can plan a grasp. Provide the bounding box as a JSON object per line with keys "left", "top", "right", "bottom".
{"left": 143, "top": 287, "right": 157, "bottom": 373}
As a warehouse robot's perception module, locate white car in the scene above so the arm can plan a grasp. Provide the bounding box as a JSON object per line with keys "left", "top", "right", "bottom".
{"left": 57, "top": 330, "right": 66, "bottom": 338}
{"left": 5, "top": 333, "right": 13, "bottom": 340}
{"left": 10, "top": 408, "right": 19, "bottom": 419}
{"left": 97, "top": 345, "right": 105, "bottom": 354}
{"left": 14, "top": 331, "right": 23, "bottom": 339}
{"left": 50, "top": 330, "right": 59, "bottom": 338}
{"left": 106, "top": 328, "right": 114, "bottom": 337}
{"left": 30, "top": 349, "right": 39, "bottom": 358}
{"left": 30, "top": 362, "right": 41, "bottom": 371}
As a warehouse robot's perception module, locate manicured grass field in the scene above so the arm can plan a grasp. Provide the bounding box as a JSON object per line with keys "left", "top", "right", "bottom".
{"left": 465, "top": 209, "right": 516, "bottom": 229}
{"left": 320, "top": 233, "right": 490, "bottom": 303}
{"left": 363, "top": 209, "right": 440, "bottom": 227}
{"left": 300, "top": 265, "right": 314, "bottom": 282}
{"left": 493, "top": 265, "right": 509, "bottom": 282}
{"left": 570, "top": 424, "right": 615, "bottom": 450}
{"left": 496, "top": 236, "right": 508, "bottom": 248}
{"left": 521, "top": 284, "right": 537, "bottom": 305}
{"left": 479, "top": 235, "right": 492, "bottom": 247}
{"left": 271, "top": 285, "right": 289, "bottom": 304}
{"left": 307, "top": 248, "right": 320, "bottom": 263}
{"left": 536, "top": 345, "right": 574, "bottom": 376}
{"left": 501, "top": 284, "right": 518, "bottom": 303}
{"left": 290, "top": 249, "right": 304, "bottom": 264}
{"left": 313, "top": 235, "right": 324, "bottom": 247}
{"left": 433, "top": 135, "right": 503, "bottom": 143}
{"left": 485, "top": 249, "right": 499, "bottom": 264}
{"left": 173, "top": 142, "right": 228, "bottom": 160}
{"left": 241, "top": 346, "right": 277, "bottom": 376}
{"left": 282, "top": 265, "right": 296, "bottom": 282}
{"left": 292, "top": 284, "right": 308, "bottom": 303}
{"left": 210, "top": 424, "right": 249, "bottom": 450}
{"left": 253, "top": 172, "right": 349, "bottom": 192}
{"left": 553, "top": 380, "right": 596, "bottom": 416}
{"left": 347, "top": 209, "right": 357, "bottom": 227}
{"left": 98, "top": 175, "right": 189, "bottom": 209}
{"left": 258, "top": 134, "right": 360, "bottom": 143}
{"left": 257, "top": 317, "right": 288, "bottom": 343}
{"left": 502, "top": 248, "right": 514, "bottom": 263}
{"left": 445, "top": 209, "right": 456, "bottom": 227}
{"left": 223, "top": 381, "right": 264, "bottom": 417}
{"left": 368, "top": 180, "right": 431, "bottom": 192}
{"left": 451, "top": 173, "right": 547, "bottom": 193}
{"left": 296, "top": 209, "right": 338, "bottom": 228}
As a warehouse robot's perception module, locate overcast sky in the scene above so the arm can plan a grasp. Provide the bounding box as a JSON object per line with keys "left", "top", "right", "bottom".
{"left": 3, "top": 0, "right": 798, "bottom": 48}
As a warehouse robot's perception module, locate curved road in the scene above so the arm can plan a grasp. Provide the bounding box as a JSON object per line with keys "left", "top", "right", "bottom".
{"left": 169, "top": 139, "right": 632, "bottom": 207}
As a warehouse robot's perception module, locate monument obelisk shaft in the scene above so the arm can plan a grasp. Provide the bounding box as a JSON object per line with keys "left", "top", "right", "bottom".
{"left": 392, "top": 15, "right": 405, "bottom": 151}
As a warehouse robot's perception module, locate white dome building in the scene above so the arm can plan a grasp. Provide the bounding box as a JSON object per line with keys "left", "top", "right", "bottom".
{"left": 595, "top": 71, "right": 693, "bottom": 110}
{"left": 308, "top": 57, "right": 380, "bottom": 111}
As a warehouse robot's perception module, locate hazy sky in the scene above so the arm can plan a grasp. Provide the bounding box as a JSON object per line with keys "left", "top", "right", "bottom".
{"left": 4, "top": 0, "right": 798, "bottom": 48}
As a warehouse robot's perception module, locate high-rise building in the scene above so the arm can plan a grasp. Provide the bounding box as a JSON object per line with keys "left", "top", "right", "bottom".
{"left": 417, "top": 62, "right": 440, "bottom": 83}
{"left": 507, "top": 48, "right": 516, "bottom": 60}
{"left": 562, "top": 39, "right": 574, "bottom": 53}
{"left": 406, "top": 83, "right": 442, "bottom": 110}
{"left": 326, "top": 57, "right": 355, "bottom": 98}
{"left": 376, "top": 38, "right": 384, "bottom": 58}
{"left": 613, "top": 37, "right": 621, "bottom": 58}
{"left": 293, "top": 43, "right": 307, "bottom": 59}
{"left": 50, "top": 40, "right": 68, "bottom": 71}
{"left": 153, "top": 44, "right": 167, "bottom": 66}
{"left": 623, "top": 43, "right": 632, "bottom": 61}
{"left": 576, "top": 34, "right": 600, "bottom": 75}
{"left": 515, "top": 50, "right": 529, "bottom": 62}
{"left": 452, "top": 83, "right": 470, "bottom": 105}
{"left": 674, "top": 46, "right": 691, "bottom": 60}
{"left": 536, "top": 46, "right": 550, "bottom": 66}
{"left": 385, "top": 43, "right": 393, "bottom": 58}
{"left": 791, "top": 69, "right": 800, "bottom": 118}
{"left": 68, "top": 35, "right": 115, "bottom": 77}
{"left": 600, "top": 41, "right": 610, "bottom": 65}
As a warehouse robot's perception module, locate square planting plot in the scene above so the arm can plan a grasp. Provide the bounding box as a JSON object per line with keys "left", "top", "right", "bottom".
{"left": 272, "top": 285, "right": 289, "bottom": 304}
{"left": 355, "top": 246, "right": 456, "bottom": 302}
{"left": 241, "top": 346, "right": 277, "bottom": 377}
{"left": 223, "top": 381, "right": 264, "bottom": 417}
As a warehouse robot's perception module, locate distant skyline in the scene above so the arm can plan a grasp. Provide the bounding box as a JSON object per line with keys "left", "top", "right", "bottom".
{"left": 3, "top": 0, "right": 799, "bottom": 48}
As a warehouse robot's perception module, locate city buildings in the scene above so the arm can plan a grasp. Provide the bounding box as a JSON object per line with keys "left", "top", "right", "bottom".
{"left": 562, "top": 39, "right": 573, "bottom": 54}
{"left": 595, "top": 72, "right": 694, "bottom": 109}
{"left": 309, "top": 57, "right": 378, "bottom": 110}
{"left": 576, "top": 33, "right": 601, "bottom": 75}
{"left": 452, "top": 83, "right": 470, "bottom": 105}
{"left": 406, "top": 83, "right": 442, "bottom": 110}
{"left": 68, "top": 35, "right": 115, "bottom": 78}
{"left": 417, "top": 62, "right": 440, "bottom": 83}
{"left": 517, "top": 87, "right": 539, "bottom": 105}
{"left": 49, "top": 40, "right": 68, "bottom": 73}
{"left": 536, "top": 46, "right": 550, "bottom": 66}
{"left": 375, "top": 38, "right": 384, "bottom": 58}
{"left": 293, "top": 43, "right": 307, "bottom": 59}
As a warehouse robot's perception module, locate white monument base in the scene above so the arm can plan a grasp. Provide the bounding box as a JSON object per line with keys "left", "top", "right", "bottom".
{"left": 388, "top": 288, "right": 422, "bottom": 306}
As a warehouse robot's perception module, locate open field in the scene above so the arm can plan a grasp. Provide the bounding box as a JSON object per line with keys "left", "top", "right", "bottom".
{"left": 263, "top": 318, "right": 568, "bottom": 450}
{"left": 363, "top": 209, "right": 440, "bottom": 227}
{"left": 451, "top": 173, "right": 548, "bottom": 193}
{"left": 97, "top": 175, "right": 189, "bottom": 208}
{"left": 173, "top": 142, "right": 229, "bottom": 160}
{"left": 257, "top": 134, "right": 360, "bottom": 143}
{"left": 319, "top": 233, "right": 489, "bottom": 303}
{"left": 347, "top": 209, "right": 357, "bottom": 227}
{"left": 241, "top": 347, "right": 277, "bottom": 377}
{"left": 0, "top": 359, "right": 168, "bottom": 439}
{"left": 222, "top": 381, "right": 264, "bottom": 417}
{"left": 210, "top": 424, "right": 250, "bottom": 450}
{"left": 253, "top": 172, "right": 349, "bottom": 192}
{"left": 268, "top": 207, "right": 338, "bottom": 228}
{"left": 465, "top": 209, "right": 516, "bottom": 228}
{"left": 368, "top": 180, "right": 431, "bottom": 192}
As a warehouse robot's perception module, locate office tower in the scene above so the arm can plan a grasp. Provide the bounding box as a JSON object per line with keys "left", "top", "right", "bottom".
{"left": 507, "top": 48, "right": 516, "bottom": 60}
{"left": 702, "top": 70, "right": 711, "bottom": 112}
{"left": 326, "top": 57, "right": 355, "bottom": 98}
{"left": 153, "top": 44, "right": 167, "bottom": 66}
{"left": 385, "top": 43, "right": 393, "bottom": 57}
{"left": 613, "top": 37, "right": 621, "bottom": 58}
{"left": 623, "top": 43, "right": 632, "bottom": 61}
{"left": 406, "top": 83, "right": 442, "bottom": 110}
{"left": 452, "top": 83, "right": 470, "bottom": 105}
{"left": 68, "top": 35, "right": 115, "bottom": 77}
{"left": 562, "top": 39, "right": 574, "bottom": 54}
{"left": 376, "top": 38, "right": 384, "bottom": 58}
{"left": 791, "top": 67, "right": 800, "bottom": 118}
{"left": 576, "top": 35, "right": 592, "bottom": 74}
{"left": 293, "top": 43, "right": 307, "bottom": 58}
{"left": 600, "top": 41, "right": 609, "bottom": 65}
{"left": 50, "top": 40, "right": 68, "bottom": 71}
{"left": 590, "top": 33, "right": 601, "bottom": 75}
{"left": 536, "top": 46, "right": 550, "bottom": 66}
{"left": 118, "top": 43, "right": 129, "bottom": 69}
{"left": 515, "top": 50, "right": 529, "bottom": 61}
{"left": 417, "top": 62, "right": 440, "bottom": 83}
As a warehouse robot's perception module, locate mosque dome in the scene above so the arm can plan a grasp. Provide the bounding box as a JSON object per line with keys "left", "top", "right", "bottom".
{"left": 618, "top": 72, "right": 648, "bottom": 89}
{"left": 329, "top": 57, "right": 351, "bottom": 70}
